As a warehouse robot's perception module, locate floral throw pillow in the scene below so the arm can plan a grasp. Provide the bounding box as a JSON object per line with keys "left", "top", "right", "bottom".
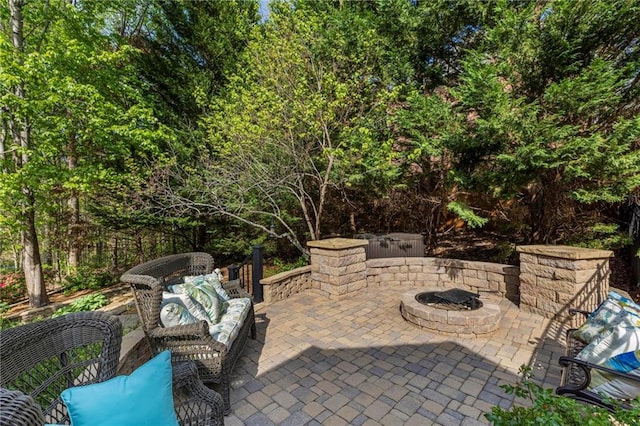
{"left": 576, "top": 313, "right": 640, "bottom": 400}
{"left": 203, "top": 273, "right": 231, "bottom": 302}
{"left": 171, "top": 276, "right": 227, "bottom": 324}
{"left": 160, "top": 292, "right": 209, "bottom": 328}
{"left": 588, "top": 350, "right": 640, "bottom": 400}
{"left": 577, "top": 312, "right": 640, "bottom": 364}
{"left": 572, "top": 291, "right": 640, "bottom": 344}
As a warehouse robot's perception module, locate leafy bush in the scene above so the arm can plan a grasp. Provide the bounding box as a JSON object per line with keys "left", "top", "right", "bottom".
{"left": 485, "top": 366, "right": 640, "bottom": 425}
{"left": 0, "top": 316, "right": 19, "bottom": 331}
{"left": 266, "top": 257, "right": 308, "bottom": 277}
{"left": 63, "top": 267, "right": 115, "bottom": 294}
{"left": 51, "top": 294, "right": 109, "bottom": 318}
{"left": 0, "top": 272, "right": 27, "bottom": 304}
{"left": 569, "top": 223, "right": 633, "bottom": 252}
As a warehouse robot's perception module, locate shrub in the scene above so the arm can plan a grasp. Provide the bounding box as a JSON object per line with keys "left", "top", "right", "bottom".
{"left": 0, "top": 316, "right": 19, "bottom": 331}
{"left": 485, "top": 365, "right": 640, "bottom": 425}
{"left": 271, "top": 257, "right": 307, "bottom": 274}
{"left": 62, "top": 267, "right": 115, "bottom": 294}
{"left": 51, "top": 294, "right": 109, "bottom": 318}
{"left": 0, "top": 272, "right": 27, "bottom": 305}
{"left": 569, "top": 223, "right": 633, "bottom": 252}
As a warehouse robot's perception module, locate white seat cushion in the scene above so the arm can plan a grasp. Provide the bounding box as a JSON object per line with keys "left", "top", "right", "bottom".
{"left": 208, "top": 298, "right": 252, "bottom": 348}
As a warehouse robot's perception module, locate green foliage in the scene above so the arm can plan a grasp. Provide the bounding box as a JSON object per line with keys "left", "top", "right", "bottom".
{"left": 447, "top": 201, "right": 488, "bottom": 229}
{"left": 62, "top": 268, "right": 115, "bottom": 295}
{"left": 569, "top": 223, "right": 633, "bottom": 252}
{"left": 492, "top": 242, "right": 517, "bottom": 265}
{"left": 394, "top": 0, "right": 640, "bottom": 242}
{"left": 129, "top": 0, "right": 259, "bottom": 128}
{"left": 268, "top": 257, "right": 308, "bottom": 277}
{"left": 158, "top": 2, "right": 407, "bottom": 254}
{"left": 51, "top": 293, "right": 109, "bottom": 318}
{"left": 0, "top": 0, "right": 168, "bottom": 216}
{"left": 0, "top": 316, "right": 19, "bottom": 331}
{"left": 0, "top": 272, "right": 27, "bottom": 304}
{"left": 1, "top": 0, "right": 171, "bottom": 306}
{"left": 486, "top": 365, "right": 640, "bottom": 425}
{"left": 1, "top": 0, "right": 638, "bottom": 282}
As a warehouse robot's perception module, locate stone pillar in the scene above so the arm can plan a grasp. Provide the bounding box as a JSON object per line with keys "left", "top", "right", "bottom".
{"left": 517, "top": 245, "right": 613, "bottom": 327}
{"left": 308, "top": 238, "right": 368, "bottom": 299}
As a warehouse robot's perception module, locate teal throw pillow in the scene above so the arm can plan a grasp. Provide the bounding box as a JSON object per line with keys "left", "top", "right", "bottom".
{"left": 60, "top": 350, "right": 179, "bottom": 426}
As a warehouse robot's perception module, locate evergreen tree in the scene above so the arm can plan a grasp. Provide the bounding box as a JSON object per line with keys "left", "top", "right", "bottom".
{"left": 398, "top": 0, "right": 640, "bottom": 243}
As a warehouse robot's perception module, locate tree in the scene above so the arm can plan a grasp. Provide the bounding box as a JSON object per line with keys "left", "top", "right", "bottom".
{"left": 90, "top": 0, "right": 260, "bottom": 255}
{"left": 397, "top": 0, "right": 640, "bottom": 243}
{"left": 121, "top": 0, "right": 259, "bottom": 130}
{"left": 148, "top": 3, "right": 402, "bottom": 256}
{"left": 336, "top": 0, "right": 494, "bottom": 89}
{"left": 1, "top": 0, "right": 167, "bottom": 306}
{"left": 2, "top": 0, "right": 48, "bottom": 306}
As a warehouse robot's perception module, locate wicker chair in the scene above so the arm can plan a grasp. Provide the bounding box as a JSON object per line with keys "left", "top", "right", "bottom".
{"left": 0, "top": 311, "right": 224, "bottom": 426}
{"left": 121, "top": 252, "right": 257, "bottom": 413}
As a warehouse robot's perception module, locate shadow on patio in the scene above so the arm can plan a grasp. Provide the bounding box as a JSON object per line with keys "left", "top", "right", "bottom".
{"left": 224, "top": 285, "right": 565, "bottom": 425}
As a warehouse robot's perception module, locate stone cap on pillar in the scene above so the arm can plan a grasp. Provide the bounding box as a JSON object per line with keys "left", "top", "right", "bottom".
{"left": 517, "top": 245, "right": 613, "bottom": 260}
{"left": 307, "top": 238, "right": 369, "bottom": 250}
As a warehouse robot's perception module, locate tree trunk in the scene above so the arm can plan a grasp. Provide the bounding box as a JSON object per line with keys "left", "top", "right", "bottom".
{"left": 67, "top": 194, "right": 80, "bottom": 271}
{"left": 10, "top": 0, "right": 48, "bottom": 308}
{"left": 136, "top": 233, "right": 144, "bottom": 262}
{"left": 22, "top": 204, "right": 48, "bottom": 307}
{"left": 112, "top": 235, "right": 119, "bottom": 269}
{"left": 67, "top": 137, "right": 80, "bottom": 271}
{"left": 11, "top": 244, "right": 19, "bottom": 270}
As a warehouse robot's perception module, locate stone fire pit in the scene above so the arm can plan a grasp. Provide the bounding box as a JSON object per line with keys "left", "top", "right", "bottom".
{"left": 400, "top": 288, "right": 501, "bottom": 337}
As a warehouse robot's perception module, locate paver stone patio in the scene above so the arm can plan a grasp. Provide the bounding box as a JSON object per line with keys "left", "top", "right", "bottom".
{"left": 225, "top": 284, "right": 566, "bottom": 425}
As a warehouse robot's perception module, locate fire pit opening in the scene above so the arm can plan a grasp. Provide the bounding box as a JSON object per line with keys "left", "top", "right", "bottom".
{"left": 400, "top": 287, "right": 501, "bottom": 336}
{"left": 415, "top": 288, "right": 482, "bottom": 311}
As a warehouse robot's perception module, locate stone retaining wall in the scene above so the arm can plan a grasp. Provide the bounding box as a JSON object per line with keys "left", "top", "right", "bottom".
{"left": 258, "top": 240, "right": 613, "bottom": 329}
{"left": 517, "top": 245, "right": 612, "bottom": 327}
{"left": 308, "top": 239, "right": 369, "bottom": 299}
{"left": 366, "top": 257, "right": 520, "bottom": 302}
{"left": 260, "top": 255, "right": 520, "bottom": 304}
{"left": 260, "top": 266, "right": 312, "bottom": 304}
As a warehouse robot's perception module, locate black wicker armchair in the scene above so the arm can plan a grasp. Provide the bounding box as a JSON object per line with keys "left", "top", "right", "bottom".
{"left": 121, "top": 252, "right": 257, "bottom": 413}
{"left": 0, "top": 311, "right": 224, "bottom": 425}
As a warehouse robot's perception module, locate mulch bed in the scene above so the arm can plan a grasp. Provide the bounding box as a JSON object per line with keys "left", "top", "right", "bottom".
{"left": 430, "top": 232, "right": 639, "bottom": 303}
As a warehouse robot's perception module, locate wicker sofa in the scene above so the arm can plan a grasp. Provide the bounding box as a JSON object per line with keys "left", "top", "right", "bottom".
{"left": 0, "top": 311, "right": 223, "bottom": 425}
{"left": 121, "top": 252, "right": 256, "bottom": 413}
